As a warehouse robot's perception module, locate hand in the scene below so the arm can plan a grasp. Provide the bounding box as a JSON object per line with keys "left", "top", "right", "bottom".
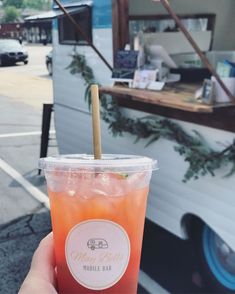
{"left": 19, "top": 232, "right": 58, "bottom": 294}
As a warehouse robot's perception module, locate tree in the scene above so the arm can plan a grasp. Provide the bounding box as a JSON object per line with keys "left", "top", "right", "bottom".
{"left": 23, "top": 0, "right": 51, "bottom": 10}
{"left": 3, "top": 0, "right": 24, "bottom": 8}
{"left": 3, "top": 5, "right": 19, "bottom": 22}
{"left": 2, "top": 0, "right": 52, "bottom": 11}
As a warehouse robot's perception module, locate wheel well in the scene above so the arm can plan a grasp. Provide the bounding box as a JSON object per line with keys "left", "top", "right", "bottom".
{"left": 181, "top": 213, "right": 204, "bottom": 240}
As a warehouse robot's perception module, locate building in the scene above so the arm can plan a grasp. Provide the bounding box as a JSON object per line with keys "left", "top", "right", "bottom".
{"left": 0, "top": 22, "right": 23, "bottom": 40}
{"left": 0, "top": 8, "right": 52, "bottom": 44}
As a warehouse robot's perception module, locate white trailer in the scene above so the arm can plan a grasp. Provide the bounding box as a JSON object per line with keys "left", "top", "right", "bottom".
{"left": 51, "top": 0, "right": 235, "bottom": 292}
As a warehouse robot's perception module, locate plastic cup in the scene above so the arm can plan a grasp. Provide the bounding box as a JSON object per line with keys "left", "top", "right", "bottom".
{"left": 39, "top": 154, "right": 157, "bottom": 294}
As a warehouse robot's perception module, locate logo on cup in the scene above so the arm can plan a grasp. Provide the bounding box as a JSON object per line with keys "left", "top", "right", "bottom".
{"left": 87, "top": 238, "right": 109, "bottom": 250}
{"left": 66, "top": 220, "right": 130, "bottom": 290}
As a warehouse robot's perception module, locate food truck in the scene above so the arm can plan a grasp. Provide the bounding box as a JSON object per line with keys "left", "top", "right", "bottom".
{"left": 50, "top": 0, "right": 235, "bottom": 291}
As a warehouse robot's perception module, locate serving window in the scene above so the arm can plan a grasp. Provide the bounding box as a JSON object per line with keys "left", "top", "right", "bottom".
{"left": 110, "top": 0, "right": 235, "bottom": 131}
{"left": 128, "top": 14, "right": 216, "bottom": 51}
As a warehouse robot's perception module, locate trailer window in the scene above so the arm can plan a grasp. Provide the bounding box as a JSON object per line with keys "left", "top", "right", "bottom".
{"left": 58, "top": 5, "right": 92, "bottom": 45}
{"left": 128, "top": 14, "right": 215, "bottom": 50}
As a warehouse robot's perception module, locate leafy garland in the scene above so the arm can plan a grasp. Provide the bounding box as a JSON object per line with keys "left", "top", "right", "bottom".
{"left": 66, "top": 51, "right": 235, "bottom": 182}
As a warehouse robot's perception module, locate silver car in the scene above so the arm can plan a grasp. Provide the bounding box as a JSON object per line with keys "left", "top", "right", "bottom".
{"left": 0, "top": 39, "right": 28, "bottom": 66}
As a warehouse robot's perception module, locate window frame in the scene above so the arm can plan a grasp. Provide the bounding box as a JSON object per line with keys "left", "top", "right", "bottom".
{"left": 58, "top": 5, "right": 92, "bottom": 46}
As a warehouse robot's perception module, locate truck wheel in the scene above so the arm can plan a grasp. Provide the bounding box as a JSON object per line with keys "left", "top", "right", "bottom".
{"left": 196, "top": 223, "right": 235, "bottom": 293}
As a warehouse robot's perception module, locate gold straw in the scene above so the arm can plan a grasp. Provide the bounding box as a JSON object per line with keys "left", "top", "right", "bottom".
{"left": 91, "top": 84, "right": 102, "bottom": 159}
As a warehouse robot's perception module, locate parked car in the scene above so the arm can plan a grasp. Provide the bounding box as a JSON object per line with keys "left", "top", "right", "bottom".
{"left": 46, "top": 50, "right": 52, "bottom": 75}
{"left": 0, "top": 39, "right": 28, "bottom": 66}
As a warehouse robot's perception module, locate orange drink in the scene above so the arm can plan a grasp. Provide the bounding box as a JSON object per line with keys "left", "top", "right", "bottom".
{"left": 39, "top": 154, "right": 156, "bottom": 294}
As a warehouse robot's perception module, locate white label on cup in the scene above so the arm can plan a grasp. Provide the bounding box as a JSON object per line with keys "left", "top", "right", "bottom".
{"left": 65, "top": 220, "right": 130, "bottom": 290}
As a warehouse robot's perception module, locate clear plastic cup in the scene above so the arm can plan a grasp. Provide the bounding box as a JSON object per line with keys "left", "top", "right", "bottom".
{"left": 39, "top": 154, "right": 157, "bottom": 294}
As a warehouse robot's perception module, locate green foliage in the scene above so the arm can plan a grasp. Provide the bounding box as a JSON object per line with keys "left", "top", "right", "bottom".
{"left": 22, "top": 0, "right": 51, "bottom": 10}
{"left": 67, "top": 50, "right": 235, "bottom": 182}
{"left": 3, "top": 5, "right": 20, "bottom": 22}
{"left": 3, "top": 0, "right": 24, "bottom": 8}
{"left": 3, "top": 0, "right": 51, "bottom": 10}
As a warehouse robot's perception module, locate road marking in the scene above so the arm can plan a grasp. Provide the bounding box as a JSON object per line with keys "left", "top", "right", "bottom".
{"left": 0, "top": 158, "right": 50, "bottom": 209}
{"left": 139, "top": 270, "right": 169, "bottom": 294}
{"left": 0, "top": 130, "right": 55, "bottom": 138}
{"left": 0, "top": 159, "right": 168, "bottom": 293}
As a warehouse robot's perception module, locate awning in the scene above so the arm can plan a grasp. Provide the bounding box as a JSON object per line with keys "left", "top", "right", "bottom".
{"left": 24, "top": 10, "right": 64, "bottom": 22}
{"left": 24, "top": 2, "right": 92, "bottom": 22}
{"left": 53, "top": 0, "right": 92, "bottom": 9}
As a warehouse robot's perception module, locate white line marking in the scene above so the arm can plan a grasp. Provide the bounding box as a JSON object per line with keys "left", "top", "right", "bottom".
{"left": 139, "top": 270, "right": 169, "bottom": 294}
{"left": 0, "top": 158, "right": 50, "bottom": 209}
{"left": 0, "top": 130, "right": 55, "bottom": 138}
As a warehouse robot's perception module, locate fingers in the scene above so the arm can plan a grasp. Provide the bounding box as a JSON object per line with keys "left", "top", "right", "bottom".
{"left": 18, "top": 232, "right": 58, "bottom": 294}
{"left": 30, "top": 232, "right": 56, "bottom": 284}
{"left": 19, "top": 276, "right": 58, "bottom": 294}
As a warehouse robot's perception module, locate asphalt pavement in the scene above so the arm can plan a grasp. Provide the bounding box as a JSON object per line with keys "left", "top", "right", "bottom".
{"left": 0, "top": 95, "right": 55, "bottom": 293}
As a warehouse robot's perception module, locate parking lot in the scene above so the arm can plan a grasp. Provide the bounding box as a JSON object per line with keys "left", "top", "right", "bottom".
{"left": 0, "top": 44, "right": 204, "bottom": 294}
{"left": 0, "top": 44, "right": 54, "bottom": 293}
{"left": 0, "top": 44, "right": 52, "bottom": 109}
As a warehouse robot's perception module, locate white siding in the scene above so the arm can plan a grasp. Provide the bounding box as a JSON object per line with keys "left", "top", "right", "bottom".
{"left": 52, "top": 12, "right": 235, "bottom": 252}
{"left": 54, "top": 100, "right": 235, "bottom": 251}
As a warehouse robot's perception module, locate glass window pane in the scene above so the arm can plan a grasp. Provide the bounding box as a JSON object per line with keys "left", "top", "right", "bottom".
{"left": 58, "top": 6, "right": 92, "bottom": 45}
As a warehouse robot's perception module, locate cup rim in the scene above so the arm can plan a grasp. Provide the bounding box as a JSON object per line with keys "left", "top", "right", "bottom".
{"left": 39, "top": 154, "right": 157, "bottom": 172}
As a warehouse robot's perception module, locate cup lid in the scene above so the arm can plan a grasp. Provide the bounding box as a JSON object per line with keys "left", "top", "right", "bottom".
{"left": 39, "top": 154, "right": 157, "bottom": 173}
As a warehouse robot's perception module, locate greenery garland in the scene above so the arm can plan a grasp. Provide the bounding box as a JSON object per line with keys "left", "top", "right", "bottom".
{"left": 66, "top": 51, "right": 235, "bottom": 182}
